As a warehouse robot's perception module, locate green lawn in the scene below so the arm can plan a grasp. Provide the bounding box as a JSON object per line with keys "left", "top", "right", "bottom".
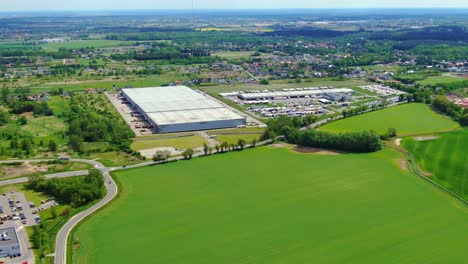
{"left": 402, "top": 129, "right": 468, "bottom": 200}
{"left": 72, "top": 147, "right": 468, "bottom": 264}
{"left": 131, "top": 133, "right": 207, "bottom": 151}
{"left": 319, "top": 103, "right": 459, "bottom": 135}
{"left": 207, "top": 127, "right": 264, "bottom": 145}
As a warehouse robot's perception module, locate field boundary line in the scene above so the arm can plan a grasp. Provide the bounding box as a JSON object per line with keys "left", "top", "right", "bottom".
{"left": 388, "top": 143, "right": 467, "bottom": 207}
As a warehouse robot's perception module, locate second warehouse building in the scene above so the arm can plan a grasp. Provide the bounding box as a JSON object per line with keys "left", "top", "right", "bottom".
{"left": 121, "top": 86, "right": 246, "bottom": 133}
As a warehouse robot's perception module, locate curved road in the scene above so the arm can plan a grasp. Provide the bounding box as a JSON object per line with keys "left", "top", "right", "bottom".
{"left": 1, "top": 140, "right": 274, "bottom": 264}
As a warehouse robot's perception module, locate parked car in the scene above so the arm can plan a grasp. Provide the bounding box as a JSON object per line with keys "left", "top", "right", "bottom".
{"left": 34, "top": 216, "right": 41, "bottom": 223}
{"left": 19, "top": 213, "right": 26, "bottom": 220}
{"left": 12, "top": 216, "right": 21, "bottom": 221}
{"left": 21, "top": 219, "right": 27, "bottom": 225}
{"left": 29, "top": 202, "right": 35, "bottom": 208}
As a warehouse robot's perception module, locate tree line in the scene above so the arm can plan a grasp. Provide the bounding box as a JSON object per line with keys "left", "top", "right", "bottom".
{"left": 263, "top": 115, "right": 382, "bottom": 153}
{"left": 432, "top": 96, "right": 468, "bottom": 126}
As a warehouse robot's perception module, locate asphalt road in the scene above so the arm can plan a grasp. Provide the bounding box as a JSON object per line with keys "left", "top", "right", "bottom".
{"left": 0, "top": 140, "right": 274, "bottom": 264}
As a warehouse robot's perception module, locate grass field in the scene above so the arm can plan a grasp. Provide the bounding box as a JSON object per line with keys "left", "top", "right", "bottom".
{"left": 72, "top": 147, "right": 468, "bottom": 264}
{"left": 88, "top": 152, "right": 142, "bottom": 167}
{"left": 319, "top": 103, "right": 459, "bottom": 135}
{"left": 40, "top": 40, "right": 132, "bottom": 51}
{"left": 131, "top": 133, "right": 207, "bottom": 151}
{"left": 212, "top": 51, "right": 253, "bottom": 59}
{"left": 33, "top": 74, "right": 181, "bottom": 93}
{"left": 206, "top": 127, "right": 264, "bottom": 145}
{"left": 417, "top": 75, "right": 467, "bottom": 86}
{"left": 402, "top": 129, "right": 468, "bottom": 200}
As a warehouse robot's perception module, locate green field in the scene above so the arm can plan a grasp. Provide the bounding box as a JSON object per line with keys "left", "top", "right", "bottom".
{"left": 417, "top": 75, "right": 467, "bottom": 86}
{"left": 72, "top": 147, "right": 468, "bottom": 264}
{"left": 40, "top": 40, "right": 132, "bottom": 51}
{"left": 319, "top": 103, "right": 459, "bottom": 135}
{"left": 131, "top": 133, "right": 207, "bottom": 151}
{"left": 33, "top": 74, "right": 181, "bottom": 93}
{"left": 402, "top": 129, "right": 468, "bottom": 200}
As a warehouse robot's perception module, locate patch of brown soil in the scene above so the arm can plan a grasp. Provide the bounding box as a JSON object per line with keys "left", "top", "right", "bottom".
{"left": 399, "top": 158, "right": 408, "bottom": 171}
{"left": 293, "top": 146, "right": 342, "bottom": 155}
{"left": 0, "top": 162, "right": 49, "bottom": 178}
{"left": 270, "top": 143, "right": 290, "bottom": 148}
{"left": 414, "top": 136, "right": 440, "bottom": 141}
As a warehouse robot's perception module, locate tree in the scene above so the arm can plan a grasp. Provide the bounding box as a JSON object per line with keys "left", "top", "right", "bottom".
{"left": 221, "top": 142, "right": 229, "bottom": 153}
{"left": 215, "top": 144, "right": 220, "bottom": 153}
{"left": 1, "top": 87, "right": 9, "bottom": 102}
{"left": 237, "top": 139, "right": 246, "bottom": 150}
{"left": 260, "top": 79, "right": 269, "bottom": 85}
{"left": 182, "top": 148, "right": 194, "bottom": 160}
{"left": 28, "top": 174, "right": 45, "bottom": 189}
{"left": 69, "top": 135, "right": 83, "bottom": 153}
{"left": 21, "top": 138, "right": 32, "bottom": 154}
{"left": 48, "top": 140, "right": 58, "bottom": 152}
{"left": 153, "top": 150, "right": 169, "bottom": 162}
{"left": 10, "top": 138, "right": 19, "bottom": 149}
{"left": 387, "top": 128, "right": 397, "bottom": 138}
{"left": 203, "top": 143, "right": 209, "bottom": 155}
{"left": 17, "top": 116, "right": 27, "bottom": 125}
{"left": 460, "top": 114, "right": 468, "bottom": 127}
{"left": 0, "top": 110, "right": 9, "bottom": 126}
{"left": 251, "top": 138, "right": 257, "bottom": 148}
{"left": 50, "top": 206, "right": 57, "bottom": 219}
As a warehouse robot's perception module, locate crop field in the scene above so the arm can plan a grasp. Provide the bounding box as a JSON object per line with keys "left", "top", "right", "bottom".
{"left": 417, "top": 75, "right": 467, "bottom": 86}
{"left": 319, "top": 103, "right": 459, "bottom": 135}
{"left": 39, "top": 40, "right": 132, "bottom": 51}
{"left": 72, "top": 147, "right": 468, "bottom": 264}
{"left": 402, "top": 129, "right": 468, "bottom": 200}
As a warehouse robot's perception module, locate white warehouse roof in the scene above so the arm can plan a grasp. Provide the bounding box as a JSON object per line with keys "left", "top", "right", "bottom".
{"left": 122, "top": 86, "right": 245, "bottom": 129}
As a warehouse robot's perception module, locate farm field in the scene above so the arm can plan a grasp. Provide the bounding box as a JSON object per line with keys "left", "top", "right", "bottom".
{"left": 417, "top": 75, "right": 467, "bottom": 86}
{"left": 402, "top": 129, "right": 468, "bottom": 200}
{"left": 319, "top": 103, "right": 459, "bottom": 135}
{"left": 72, "top": 147, "right": 468, "bottom": 264}
{"left": 39, "top": 40, "right": 132, "bottom": 51}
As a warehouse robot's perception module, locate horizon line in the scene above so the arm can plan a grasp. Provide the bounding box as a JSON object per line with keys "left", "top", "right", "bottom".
{"left": 1, "top": 7, "right": 468, "bottom": 13}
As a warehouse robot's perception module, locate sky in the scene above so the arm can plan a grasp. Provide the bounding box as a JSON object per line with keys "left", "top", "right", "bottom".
{"left": 1, "top": 0, "right": 467, "bottom": 11}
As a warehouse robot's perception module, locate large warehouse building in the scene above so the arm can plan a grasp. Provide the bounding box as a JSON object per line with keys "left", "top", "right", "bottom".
{"left": 121, "top": 86, "right": 246, "bottom": 133}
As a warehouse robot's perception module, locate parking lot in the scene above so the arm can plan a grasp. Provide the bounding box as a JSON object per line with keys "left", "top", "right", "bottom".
{"left": 0, "top": 191, "right": 58, "bottom": 264}
{"left": 0, "top": 191, "right": 58, "bottom": 227}
{"left": 105, "top": 92, "right": 156, "bottom": 136}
